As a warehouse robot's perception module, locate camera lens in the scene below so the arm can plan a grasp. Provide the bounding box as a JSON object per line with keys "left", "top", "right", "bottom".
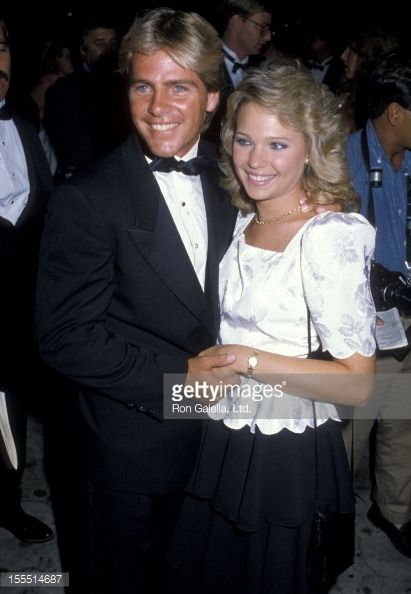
{"left": 369, "top": 168, "right": 383, "bottom": 188}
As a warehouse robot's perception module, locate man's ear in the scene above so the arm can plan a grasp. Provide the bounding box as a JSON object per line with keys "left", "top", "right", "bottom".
{"left": 231, "top": 14, "right": 245, "bottom": 33}
{"left": 206, "top": 90, "right": 220, "bottom": 113}
{"left": 386, "top": 102, "right": 402, "bottom": 127}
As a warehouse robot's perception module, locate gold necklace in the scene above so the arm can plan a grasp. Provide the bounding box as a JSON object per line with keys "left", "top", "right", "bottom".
{"left": 254, "top": 205, "right": 301, "bottom": 225}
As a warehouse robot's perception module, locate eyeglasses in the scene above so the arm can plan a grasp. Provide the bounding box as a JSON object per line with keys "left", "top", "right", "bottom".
{"left": 245, "top": 18, "right": 272, "bottom": 35}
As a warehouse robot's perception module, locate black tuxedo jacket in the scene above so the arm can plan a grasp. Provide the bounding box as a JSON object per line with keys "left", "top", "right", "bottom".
{"left": 35, "top": 134, "right": 237, "bottom": 493}
{"left": 0, "top": 113, "right": 53, "bottom": 391}
{"left": 0, "top": 112, "right": 53, "bottom": 474}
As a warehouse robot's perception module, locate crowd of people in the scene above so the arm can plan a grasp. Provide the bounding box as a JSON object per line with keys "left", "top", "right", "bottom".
{"left": 1, "top": 2, "right": 411, "bottom": 593}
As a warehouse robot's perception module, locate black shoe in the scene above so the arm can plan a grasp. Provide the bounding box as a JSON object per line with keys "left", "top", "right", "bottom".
{"left": 0, "top": 510, "right": 54, "bottom": 543}
{"left": 367, "top": 503, "right": 411, "bottom": 558}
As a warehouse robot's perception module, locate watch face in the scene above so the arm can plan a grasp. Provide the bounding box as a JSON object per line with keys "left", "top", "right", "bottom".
{"left": 248, "top": 355, "right": 258, "bottom": 368}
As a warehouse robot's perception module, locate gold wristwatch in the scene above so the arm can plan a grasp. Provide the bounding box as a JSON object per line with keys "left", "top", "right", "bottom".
{"left": 246, "top": 350, "right": 259, "bottom": 377}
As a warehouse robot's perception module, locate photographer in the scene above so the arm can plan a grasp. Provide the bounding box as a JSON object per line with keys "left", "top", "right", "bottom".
{"left": 344, "top": 51, "right": 411, "bottom": 558}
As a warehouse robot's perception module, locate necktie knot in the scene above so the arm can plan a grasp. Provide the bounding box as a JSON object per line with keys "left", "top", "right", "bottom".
{"left": 307, "top": 58, "right": 332, "bottom": 72}
{"left": 223, "top": 50, "right": 248, "bottom": 74}
{"left": 0, "top": 103, "right": 11, "bottom": 120}
{"left": 308, "top": 61, "right": 325, "bottom": 71}
{"left": 149, "top": 155, "right": 210, "bottom": 176}
{"left": 232, "top": 62, "right": 245, "bottom": 74}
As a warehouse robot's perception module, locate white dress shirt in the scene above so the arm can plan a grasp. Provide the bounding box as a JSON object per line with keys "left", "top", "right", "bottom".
{"left": 309, "top": 56, "right": 333, "bottom": 84}
{"left": 0, "top": 99, "right": 30, "bottom": 225}
{"left": 222, "top": 44, "right": 249, "bottom": 90}
{"left": 147, "top": 141, "right": 208, "bottom": 289}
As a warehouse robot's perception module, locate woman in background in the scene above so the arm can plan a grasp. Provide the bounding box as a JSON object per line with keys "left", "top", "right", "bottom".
{"left": 338, "top": 26, "right": 398, "bottom": 132}
{"left": 30, "top": 41, "right": 74, "bottom": 174}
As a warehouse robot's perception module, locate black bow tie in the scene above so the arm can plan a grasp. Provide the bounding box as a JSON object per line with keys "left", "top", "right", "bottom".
{"left": 149, "top": 155, "right": 210, "bottom": 176}
{"left": 223, "top": 50, "right": 248, "bottom": 74}
{"left": 0, "top": 103, "right": 11, "bottom": 120}
{"left": 307, "top": 59, "right": 331, "bottom": 72}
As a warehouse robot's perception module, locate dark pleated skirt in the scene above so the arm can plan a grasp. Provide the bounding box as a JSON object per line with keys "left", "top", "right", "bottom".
{"left": 168, "top": 419, "right": 354, "bottom": 594}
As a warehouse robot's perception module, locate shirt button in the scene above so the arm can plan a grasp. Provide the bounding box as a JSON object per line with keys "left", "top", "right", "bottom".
{"left": 181, "top": 202, "right": 186, "bottom": 207}
{"left": 399, "top": 209, "right": 402, "bottom": 215}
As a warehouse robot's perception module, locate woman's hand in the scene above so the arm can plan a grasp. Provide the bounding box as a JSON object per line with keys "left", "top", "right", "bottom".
{"left": 200, "top": 344, "right": 376, "bottom": 407}
{"left": 299, "top": 196, "right": 342, "bottom": 214}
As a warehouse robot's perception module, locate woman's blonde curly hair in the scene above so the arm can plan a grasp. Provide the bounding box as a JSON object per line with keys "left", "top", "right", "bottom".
{"left": 219, "top": 58, "right": 359, "bottom": 213}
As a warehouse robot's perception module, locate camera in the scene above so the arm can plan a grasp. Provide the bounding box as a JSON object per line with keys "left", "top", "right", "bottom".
{"left": 369, "top": 167, "right": 383, "bottom": 188}
{"left": 371, "top": 261, "right": 411, "bottom": 315}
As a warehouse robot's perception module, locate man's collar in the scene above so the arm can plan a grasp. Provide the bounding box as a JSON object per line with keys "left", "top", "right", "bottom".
{"left": 222, "top": 44, "right": 248, "bottom": 65}
{"left": 179, "top": 140, "right": 200, "bottom": 161}
{"left": 0, "top": 98, "right": 12, "bottom": 120}
{"left": 367, "top": 120, "right": 385, "bottom": 160}
{"left": 144, "top": 139, "right": 200, "bottom": 165}
{"left": 367, "top": 120, "right": 409, "bottom": 170}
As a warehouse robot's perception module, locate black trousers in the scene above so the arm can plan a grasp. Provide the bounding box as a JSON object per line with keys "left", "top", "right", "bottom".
{"left": 72, "top": 480, "right": 184, "bottom": 594}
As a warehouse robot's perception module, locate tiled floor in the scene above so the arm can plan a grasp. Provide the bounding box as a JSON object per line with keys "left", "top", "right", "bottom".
{"left": 1, "top": 413, "right": 410, "bottom": 593}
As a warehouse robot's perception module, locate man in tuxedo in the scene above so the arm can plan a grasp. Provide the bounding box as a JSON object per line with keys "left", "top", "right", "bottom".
{"left": 35, "top": 8, "right": 237, "bottom": 593}
{"left": 220, "top": 0, "right": 272, "bottom": 89}
{"left": 204, "top": 0, "right": 272, "bottom": 142}
{"left": 0, "top": 17, "right": 54, "bottom": 543}
{"left": 303, "top": 21, "right": 345, "bottom": 94}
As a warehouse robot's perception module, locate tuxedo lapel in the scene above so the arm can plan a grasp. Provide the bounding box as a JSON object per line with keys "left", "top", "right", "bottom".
{"left": 201, "top": 163, "right": 225, "bottom": 325}
{"left": 12, "top": 116, "right": 52, "bottom": 228}
{"left": 122, "top": 136, "right": 215, "bottom": 333}
{"left": 199, "top": 140, "right": 237, "bottom": 330}
{"left": 13, "top": 117, "right": 39, "bottom": 223}
{"left": 223, "top": 65, "right": 235, "bottom": 93}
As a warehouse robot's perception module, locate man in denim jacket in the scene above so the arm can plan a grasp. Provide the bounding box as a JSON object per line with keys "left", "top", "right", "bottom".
{"left": 345, "top": 51, "right": 411, "bottom": 558}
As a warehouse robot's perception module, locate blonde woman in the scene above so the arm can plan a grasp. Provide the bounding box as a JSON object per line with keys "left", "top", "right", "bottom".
{"left": 169, "top": 59, "right": 376, "bottom": 593}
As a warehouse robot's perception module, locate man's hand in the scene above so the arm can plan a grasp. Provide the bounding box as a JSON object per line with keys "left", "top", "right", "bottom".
{"left": 299, "top": 196, "right": 342, "bottom": 214}
{"left": 186, "top": 353, "right": 240, "bottom": 402}
{"left": 188, "top": 352, "right": 236, "bottom": 376}
{"left": 188, "top": 352, "right": 239, "bottom": 382}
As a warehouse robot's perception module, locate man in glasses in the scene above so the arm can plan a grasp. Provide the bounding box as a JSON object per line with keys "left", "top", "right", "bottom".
{"left": 220, "top": 0, "right": 272, "bottom": 89}
{"left": 203, "top": 0, "right": 272, "bottom": 142}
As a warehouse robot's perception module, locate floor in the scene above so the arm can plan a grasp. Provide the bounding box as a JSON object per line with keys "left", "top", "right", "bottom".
{"left": 0, "top": 412, "right": 410, "bottom": 594}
